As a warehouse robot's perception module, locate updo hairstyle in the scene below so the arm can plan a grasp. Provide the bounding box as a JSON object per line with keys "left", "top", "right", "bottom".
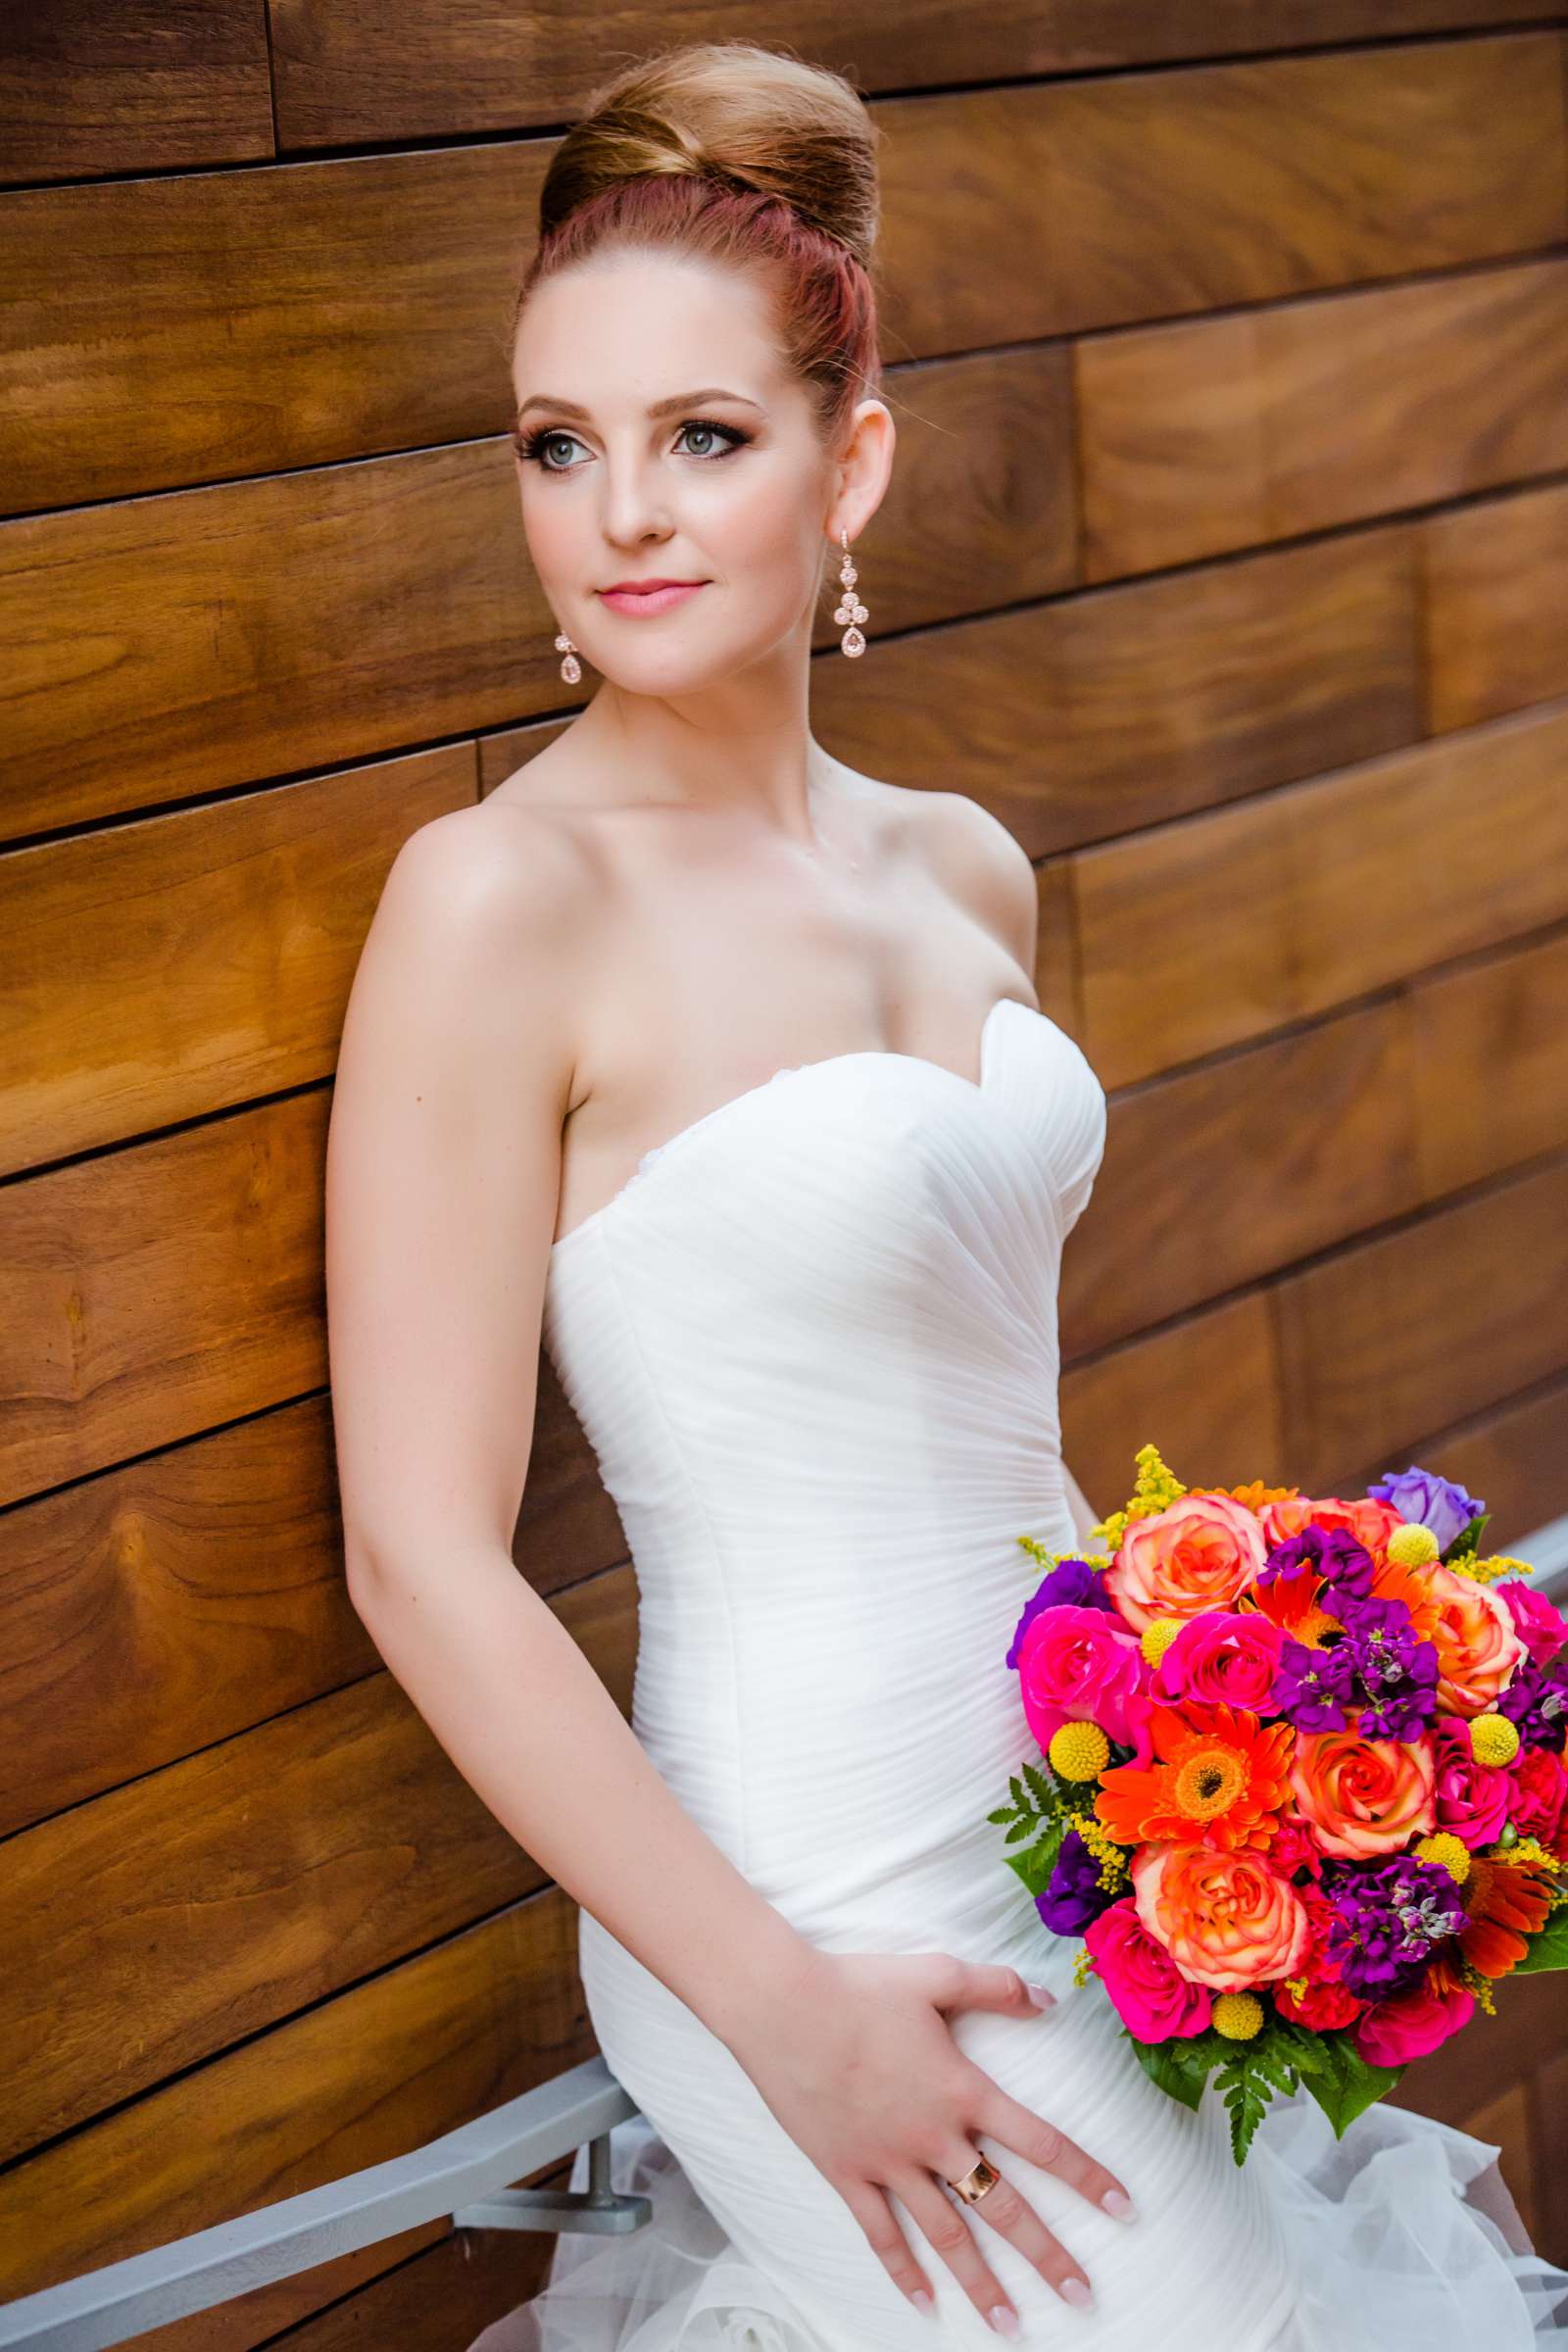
{"left": 513, "top": 40, "right": 885, "bottom": 461}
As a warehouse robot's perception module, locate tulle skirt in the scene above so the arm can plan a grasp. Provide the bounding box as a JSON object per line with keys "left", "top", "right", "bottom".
{"left": 466, "top": 2081, "right": 1568, "bottom": 2351}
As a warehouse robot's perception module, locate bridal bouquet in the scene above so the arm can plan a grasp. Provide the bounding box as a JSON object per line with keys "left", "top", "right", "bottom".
{"left": 990, "top": 1445, "right": 1568, "bottom": 2163}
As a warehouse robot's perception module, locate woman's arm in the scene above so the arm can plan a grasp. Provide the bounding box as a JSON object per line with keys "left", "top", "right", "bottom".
{"left": 324, "top": 808, "right": 812, "bottom": 2051}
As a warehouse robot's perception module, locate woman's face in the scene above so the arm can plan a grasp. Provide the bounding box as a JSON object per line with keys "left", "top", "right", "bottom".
{"left": 511, "top": 248, "right": 888, "bottom": 696}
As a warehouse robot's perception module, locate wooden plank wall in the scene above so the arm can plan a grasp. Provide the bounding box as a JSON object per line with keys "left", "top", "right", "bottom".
{"left": 2, "top": 6, "right": 1566, "bottom": 2339}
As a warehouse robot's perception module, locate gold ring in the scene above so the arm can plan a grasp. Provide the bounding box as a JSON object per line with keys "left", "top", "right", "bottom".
{"left": 948, "top": 2153, "right": 1000, "bottom": 2204}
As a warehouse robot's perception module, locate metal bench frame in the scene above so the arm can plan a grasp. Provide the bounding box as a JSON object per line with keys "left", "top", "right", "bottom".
{"left": 0, "top": 2056, "right": 646, "bottom": 2352}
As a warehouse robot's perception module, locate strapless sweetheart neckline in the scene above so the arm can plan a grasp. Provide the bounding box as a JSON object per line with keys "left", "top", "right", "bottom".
{"left": 551, "top": 990, "right": 1034, "bottom": 1255}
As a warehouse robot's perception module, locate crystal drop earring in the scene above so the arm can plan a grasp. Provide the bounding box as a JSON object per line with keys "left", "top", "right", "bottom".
{"left": 833, "top": 528, "right": 868, "bottom": 657}
{"left": 554, "top": 626, "right": 581, "bottom": 685}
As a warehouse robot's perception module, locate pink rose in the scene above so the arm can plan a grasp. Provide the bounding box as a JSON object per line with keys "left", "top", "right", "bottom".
{"left": 1016, "top": 1603, "right": 1147, "bottom": 1754}
{"left": 1150, "top": 1609, "right": 1286, "bottom": 1712}
{"left": 1510, "top": 1746, "right": 1568, "bottom": 1853}
{"left": 1498, "top": 1579, "right": 1568, "bottom": 1667}
{"left": 1432, "top": 1719, "right": 1510, "bottom": 1848}
{"left": 1102, "top": 1493, "right": 1269, "bottom": 1634}
{"left": 1353, "top": 1975, "right": 1474, "bottom": 2068}
{"left": 1268, "top": 1811, "right": 1325, "bottom": 1882}
{"left": 1427, "top": 1566, "right": 1528, "bottom": 1718}
{"left": 1082, "top": 1894, "right": 1212, "bottom": 2040}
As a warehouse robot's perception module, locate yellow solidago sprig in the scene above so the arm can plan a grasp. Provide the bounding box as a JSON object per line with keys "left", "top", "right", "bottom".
{"left": 1445, "top": 1552, "right": 1537, "bottom": 1588}
{"left": 1091, "top": 1441, "right": 1189, "bottom": 1557}
{"left": 1063, "top": 1807, "right": 1132, "bottom": 1895}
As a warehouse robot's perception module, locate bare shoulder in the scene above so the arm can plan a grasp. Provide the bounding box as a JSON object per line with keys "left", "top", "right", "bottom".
{"left": 891, "top": 784, "right": 1038, "bottom": 974}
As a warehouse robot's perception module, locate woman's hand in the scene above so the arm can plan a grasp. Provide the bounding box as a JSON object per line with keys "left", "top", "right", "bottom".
{"left": 722, "top": 1945, "right": 1136, "bottom": 2331}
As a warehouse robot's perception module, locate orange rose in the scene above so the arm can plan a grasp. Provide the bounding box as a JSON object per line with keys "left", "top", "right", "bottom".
{"left": 1426, "top": 1565, "right": 1527, "bottom": 1718}
{"left": 1132, "top": 1841, "right": 1310, "bottom": 1990}
{"left": 1102, "top": 1492, "right": 1268, "bottom": 1634}
{"left": 1258, "top": 1494, "right": 1403, "bottom": 1558}
{"left": 1290, "top": 1728, "right": 1436, "bottom": 1858}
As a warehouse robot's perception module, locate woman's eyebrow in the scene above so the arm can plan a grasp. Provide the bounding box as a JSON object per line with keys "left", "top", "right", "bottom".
{"left": 514, "top": 386, "right": 764, "bottom": 422}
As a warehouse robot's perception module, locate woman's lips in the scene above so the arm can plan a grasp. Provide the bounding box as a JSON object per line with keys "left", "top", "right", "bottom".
{"left": 597, "top": 581, "right": 708, "bottom": 616}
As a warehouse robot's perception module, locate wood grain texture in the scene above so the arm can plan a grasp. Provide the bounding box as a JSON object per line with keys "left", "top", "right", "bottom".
{"left": 1, "top": 1092, "right": 331, "bottom": 1505}
{"left": 878, "top": 34, "right": 1568, "bottom": 360}
{"left": 0, "top": 1883, "right": 591, "bottom": 2301}
{"left": 2, "top": 745, "right": 475, "bottom": 1175}
{"left": 1060, "top": 1291, "right": 1286, "bottom": 1497}
{"left": 1273, "top": 1152, "right": 1568, "bottom": 1487}
{"left": 0, "top": 0, "right": 272, "bottom": 185}
{"left": 7, "top": 38, "right": 1563, "bottom": 514}
{"left": 1075, "top": 700, "right": 1568, "bottom": 1086}
{"left": 809, "top": 527, "right": 1423, "bottom": 859}
{"left": 1410, "top": 924, "right": 1568, "bottom": 1200}
{"left": 1062, "top": 1000, "right": 1420, "bottom": 1354}
{"left": 1079, "top": 254, "right": 1568, "bottom": 578}
{"left": 1422, "top": 476, "right": 1568, "bottom": 733}
{"left": 0, "top": 1567, "right": 633, "bottom": 2165}
{"left": 266, "top": 3, "right": 1566, "bottom": 148}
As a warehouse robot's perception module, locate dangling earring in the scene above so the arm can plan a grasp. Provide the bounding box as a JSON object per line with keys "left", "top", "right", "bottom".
{"left": 833, "top": 528, "right": 868, "bottom": 658}
{"left": 554, "top": 626, "right": 581, "bottom": 685}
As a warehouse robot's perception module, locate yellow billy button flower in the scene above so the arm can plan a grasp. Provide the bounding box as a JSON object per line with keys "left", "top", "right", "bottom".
{"left": 1470, "top": 1713, "right": 1521, "bottom": 1767}
{"left": 1211, "top": 1991, "right": 1265, "bottom": 2040}
{"left": 1050, "top": 1721, "right": 1110, "bottom": 1780}
{"left": 1385, "top": 1522, "right": 1441, "bottom": 1568}
{"left": 1140, "top": 1616, "right": 1185, "bottom": 1669}
{"left": 1414, "top": 1831, "right": 1471, "bottom": 1883}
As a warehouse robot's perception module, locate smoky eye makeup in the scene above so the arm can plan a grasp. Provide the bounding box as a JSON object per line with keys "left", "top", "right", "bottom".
{"left": 512, "top": 417, "right": 755, "bottom": 471}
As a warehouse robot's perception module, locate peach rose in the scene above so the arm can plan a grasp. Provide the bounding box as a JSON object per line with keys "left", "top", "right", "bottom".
{"left": 1102, "top": 1492, "right": 1269, "bottom": 1634}
{"left": 1132, "top": 1840, "right": 1310, "bottom": 1991}
{"left": 1259, "top": 1494, "right": 1404, "bottom": 1558}
{"left": 1290, "top": 1728, "right": 1436, "bottom": 1858}
{"left": 1426, "top": 1565, "right": 1528, "bottom": 1718}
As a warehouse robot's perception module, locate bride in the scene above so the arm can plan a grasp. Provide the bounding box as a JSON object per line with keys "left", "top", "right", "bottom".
{"left": 323, "top": 38, "right": 1568, "bottom": 2351}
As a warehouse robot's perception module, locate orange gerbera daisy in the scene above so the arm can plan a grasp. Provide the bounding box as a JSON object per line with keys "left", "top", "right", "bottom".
{"left": 1222, "top": 1481, "right": 1299, "bottom": 1513}
{"left": 1365, "top": 1553, "right": 1443, "bottom": 1645}
{"left": 1238, "top": 1562, "right": 1343, "bottom": 1649}
{"left": 1095, "top": 1701, "right": 1297, "bottom": 1854}
{"left": 1427, "top": 1848, "right": 1558, "bottom": 1987}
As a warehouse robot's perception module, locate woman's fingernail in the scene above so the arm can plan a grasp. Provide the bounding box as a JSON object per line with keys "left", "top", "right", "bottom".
{"left": 1025, "top": 1981, "right": 1056, "bottom": 2009}
{"left": 1060, "top": 2277, "right": 1094, "bottom": 2309}
{"left": 1101, "top": 2187, "right": 1136, "bottom": 2220}
{"left": 988, "top": 2307, "right": 1020, "bottom": 2338}
{"left": 909, "top": 2288, "right": 935, "bottom": 2315}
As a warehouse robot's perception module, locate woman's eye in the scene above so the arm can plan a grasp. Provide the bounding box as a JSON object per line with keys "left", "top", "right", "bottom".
{"left": 514, "top": 419, "right": 748, "bottom": 471}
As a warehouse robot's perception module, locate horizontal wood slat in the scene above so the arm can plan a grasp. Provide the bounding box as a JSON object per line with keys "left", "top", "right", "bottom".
{"left": 1075, "top": 700, "right": 1568, "bottom": 1086}
{"left": 1275, "top": 1152, "right": 1568, "bottom": 1485}
{"left": 879, "top": 35, "right": 1568, "bottom": 361}
{"left": 0, "top": 1566, "right": 633, "bottom": 2165}
{"left": 1079, "top": 254, "right": 1568, "bottom": 578}
{"left": 3, "top": 745, "right": 474, "bottom": 1175}
{"left": 5, "top": 37, "right": 1563, "bottom": 514}
{"left": 1410, "top": 925, "right": 1568, "bottom": 1200}
{"left": 0, "top": 1884, "right": 590, "bottom": 2304}
{"left": 0, "top": 0, "right": 272, "bottom": 187}
{"left": 0, "top": 1350, "right": 623, "bottom": 1836}
{"left": 267, "top": 5, "right": 1566, "bottom": 149}
{"left": 1422, "top": 476, "right": 1568, "bottom": 733}
{"left": 1063, "top": 1000, "right": 1419, "bottom": 1355}
{"left": 811, "top": 527, "right": 1423, "bottom": 859}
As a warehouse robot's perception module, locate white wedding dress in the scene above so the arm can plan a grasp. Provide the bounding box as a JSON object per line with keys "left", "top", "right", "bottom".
{"left": 469, "top": 995, "right": 1568, "bottom": 2350}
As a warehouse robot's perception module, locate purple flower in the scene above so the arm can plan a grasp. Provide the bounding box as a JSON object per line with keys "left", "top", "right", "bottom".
{"left": 1496, "top": 1648, "right": 1568, "bottom": 1754}
{"left": 1367, "top": 1465, "right": 1485, "bottom": 1555}
{"left": 1006, "top": 1557, "right": 1112, "bottom": 1670}
{"left": 1318, "top": 1853, "right": 1466, "bottom": 2001}
{"left": 1260, "top": 1522, "right": 1376, "bottom": 1602}
{"left": 1273, "top": 1633, "right": 1359, "bottom": 1731}
{"left": 1037, "top": 1826, "right": 1121, "bottom": 1936}
{"left": 1334, "top": 1594, "right": 1441, "bottom": 1740}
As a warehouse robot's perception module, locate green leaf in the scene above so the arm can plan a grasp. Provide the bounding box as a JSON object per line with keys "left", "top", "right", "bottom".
{"left": 1298, "top": 2027, "right": 1404, "bottom": 2137}
{"left": 1513, "top": 1897, "right": 1568, "bottom": 1973}
{"left": 1441, "top": 1511, "right": 1490, "bottom": 1563}
{"left": 1124, "top": 2029, "right": 1223, "bottom": 2112}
